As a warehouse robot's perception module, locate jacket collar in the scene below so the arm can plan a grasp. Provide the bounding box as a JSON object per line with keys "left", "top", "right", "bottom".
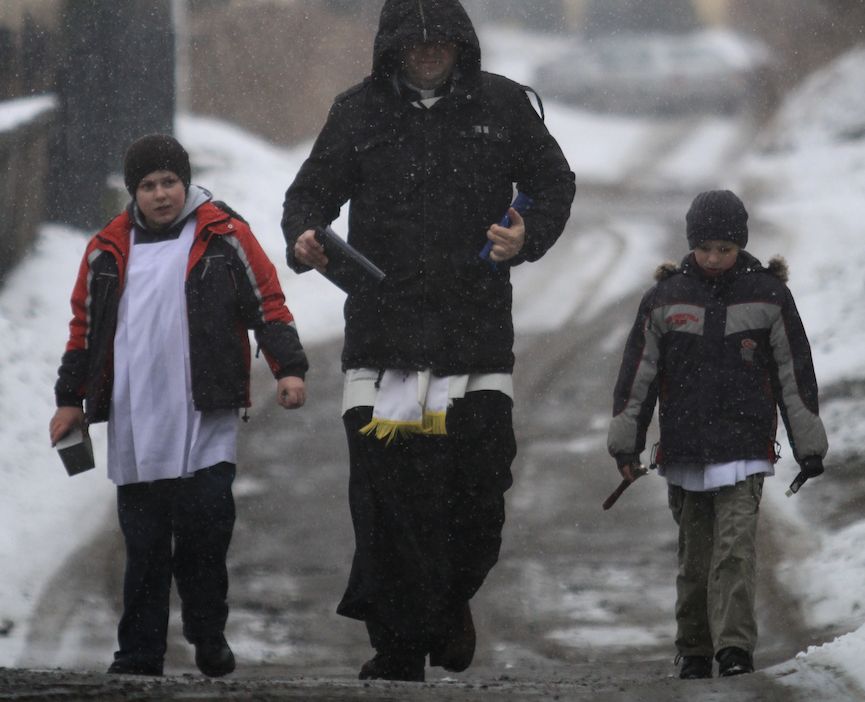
{"left": 96, "top": 195, "right": 232, "bottom": 256}
{"left": 679, "top": 249, "right": 765, "bottom": 283}
{"left": 129, "top": 184, "right": 213, "bottom": 234}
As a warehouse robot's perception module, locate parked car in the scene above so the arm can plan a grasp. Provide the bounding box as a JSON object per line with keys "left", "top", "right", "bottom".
{"left": 533, "top": 30, "right": 773, "bottom": 116}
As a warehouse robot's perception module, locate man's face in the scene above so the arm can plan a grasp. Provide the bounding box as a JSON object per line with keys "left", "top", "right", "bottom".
{"left": 401, "top": 40, "right": 458, "bottom": 90}
{"left": 136, "top": 170, "right": 186, "bottom": 230}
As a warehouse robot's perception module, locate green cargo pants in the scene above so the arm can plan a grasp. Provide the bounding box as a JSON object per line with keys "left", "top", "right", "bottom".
{"left": 668, "top": 474, "right": 763, "bottom": 658}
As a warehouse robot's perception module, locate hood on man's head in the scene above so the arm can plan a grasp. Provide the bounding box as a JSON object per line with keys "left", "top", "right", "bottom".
{"left": 372, "top": 0, "right": 480, "bottom": 83}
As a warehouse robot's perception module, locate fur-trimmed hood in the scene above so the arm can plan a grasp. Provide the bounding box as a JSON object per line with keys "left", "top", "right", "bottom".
{"left": 654, "top": 251, "right": 789, "bottom": 283}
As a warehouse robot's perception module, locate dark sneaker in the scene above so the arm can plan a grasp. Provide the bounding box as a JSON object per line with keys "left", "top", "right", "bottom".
{"left": 677, "top": 654, "right": 713, "bottom": 679}
{"left": 428, "top": 602, "right": 476, "bottom": 673}
{"left": 193, "top": 634, "right": 236, "bottom": 678}
{"left": 717, "top": 646, "right": 754, "bottom": 676}
{"left": 359, "top": 652, "right": 425, "bottom": 682}
{"left": 106, "top": 656, "right": 163, "bottom": 676}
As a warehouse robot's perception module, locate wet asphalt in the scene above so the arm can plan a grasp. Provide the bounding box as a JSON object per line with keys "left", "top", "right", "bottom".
{"left": 10, "top": 181, "right": 855, "bottom": 700}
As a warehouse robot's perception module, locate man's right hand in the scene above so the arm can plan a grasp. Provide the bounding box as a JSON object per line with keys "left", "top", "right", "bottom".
{"left": 293, "top": 229, "right": 329, "bottom": 271}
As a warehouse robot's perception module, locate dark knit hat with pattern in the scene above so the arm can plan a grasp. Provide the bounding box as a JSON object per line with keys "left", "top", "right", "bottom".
{"left": 685, "top": 190, "right": 749, "bottom": 249}
{"left": 123, "top": 134, "right": 191, "bottom": 195}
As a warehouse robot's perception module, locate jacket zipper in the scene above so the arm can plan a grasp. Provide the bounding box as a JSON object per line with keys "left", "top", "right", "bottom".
{"left": 200, "top": 254, "right": 225, "bottom": 280}
{"left": 417, "top": 0, "right": 428, "bottom": 41}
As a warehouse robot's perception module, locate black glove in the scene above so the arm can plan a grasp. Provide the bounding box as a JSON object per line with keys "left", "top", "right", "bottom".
{"left": 615, "top": 453, "right": 638, "bottom": 471}
{"left": 800, "top": 456, "right": 825, "bottom": 479}
{"left": 614, "top": 454, "right": 642, "bottom": 482}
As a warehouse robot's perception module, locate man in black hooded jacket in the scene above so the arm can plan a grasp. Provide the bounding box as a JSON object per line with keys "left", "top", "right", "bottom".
{"left": 282, "top": 0, "right": 575, "bottom": 681}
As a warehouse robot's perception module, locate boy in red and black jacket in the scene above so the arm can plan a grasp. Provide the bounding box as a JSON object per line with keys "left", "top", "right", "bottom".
{"left": 50, "top": 134, "right": 308, "bottom": 678}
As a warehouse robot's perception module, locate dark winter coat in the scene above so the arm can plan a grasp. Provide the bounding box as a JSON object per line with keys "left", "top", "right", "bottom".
{"left": 281, "top": 0, "right": 575, "bottom": 375}
{"left": 608, "top": 251, "right": 828, "bottom": 468}
{"left": 55, "top": 202, "right": 308, "bottom": 423}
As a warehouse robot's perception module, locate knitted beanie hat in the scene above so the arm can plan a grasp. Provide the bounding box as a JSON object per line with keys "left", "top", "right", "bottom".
{"left": 685, "top": 190, "right": 749, "bottom": 249}
{"left": 123, "top": 134, "right": 191, "bottom": 195}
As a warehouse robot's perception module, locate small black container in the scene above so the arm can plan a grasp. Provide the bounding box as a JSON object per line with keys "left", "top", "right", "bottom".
{"left": 56, "top": 427, "right": 95, "bottom": 476}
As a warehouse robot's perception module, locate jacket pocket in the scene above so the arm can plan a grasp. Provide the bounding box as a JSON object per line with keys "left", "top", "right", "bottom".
{"left": 451, "top": 125, "right": 512, "bottom": 186}
{"left": 355, "top": 132, "right": 420, "bottom": 202}
{"left": 450, "top": 269, "right": 510, "bottom": 315}
{"left": 190, "top": 252, "right": 240, "bottom": 323}
{"left": 748, "top": 474, "right": 764, "bottom": 509}
{"left": 199, "top": 253, "right": 227, "bottom": 280}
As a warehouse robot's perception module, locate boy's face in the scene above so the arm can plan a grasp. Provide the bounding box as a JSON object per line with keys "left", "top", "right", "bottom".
{"left": 693, "top": 239, "right": 740, "bottom": 277}
{"left": 136, "top": 169, "right": 186, "bottom": 230}
{"left": 401, "top": 40, "right": 458, "bottom": 90}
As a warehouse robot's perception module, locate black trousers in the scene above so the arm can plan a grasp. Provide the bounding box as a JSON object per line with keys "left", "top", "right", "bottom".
{"left": 114, "top": 462, "right": 236, "bottom": 664}
{"left": 337, "top": 391, "right": 516, "bottom": 655}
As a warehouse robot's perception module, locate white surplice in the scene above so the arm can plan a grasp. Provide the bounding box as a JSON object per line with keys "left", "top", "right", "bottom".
{"left": 107, "top": 219, "right": 237, "bottom": 486}
{"left": 659, "top": 459, "right": 774, "bottom": 492}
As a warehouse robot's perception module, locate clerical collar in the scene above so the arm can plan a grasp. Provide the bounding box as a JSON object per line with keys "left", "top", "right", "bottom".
{"left": 400, "top": 76, "right": 452, "bottom": 109}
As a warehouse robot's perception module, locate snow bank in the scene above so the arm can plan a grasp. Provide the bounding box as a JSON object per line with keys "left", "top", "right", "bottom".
{"left": 740, "top": 43, "right": 865, "bottom": 687}
{"left": 0, "top": 95, "right": 55, "bottom": 133}
{"left": 177, "top": 116, "right": 347, "bottom": 344}
{"left": 0, "top": 226, "right": 115, "bottom": 665}
{"left": 759, "top": 45, "right": 865, "bottom": 152}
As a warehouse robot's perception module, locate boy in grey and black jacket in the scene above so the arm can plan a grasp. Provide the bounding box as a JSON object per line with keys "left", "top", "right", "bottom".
{"left": 608, "top": 190, "right": 827, "bottom": 680}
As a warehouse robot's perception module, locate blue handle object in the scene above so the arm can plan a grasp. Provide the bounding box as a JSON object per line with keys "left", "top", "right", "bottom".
{"left": 480, "top": 192, "right": 534, "bottom": 263}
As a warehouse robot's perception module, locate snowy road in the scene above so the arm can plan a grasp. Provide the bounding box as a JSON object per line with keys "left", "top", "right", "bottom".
{"left": 13, "top": 167, "right": 858, "bottom": 698}
{"left": 5, "top": 15, "right": 865, "bottom": 694}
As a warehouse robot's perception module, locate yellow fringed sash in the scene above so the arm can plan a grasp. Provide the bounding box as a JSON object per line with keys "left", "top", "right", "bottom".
{"left": 359, "top": 370, "right": 449, "bottom": 444}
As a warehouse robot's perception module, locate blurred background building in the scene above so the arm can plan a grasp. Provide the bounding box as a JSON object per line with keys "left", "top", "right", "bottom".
{"left": 0, "top": 0, "right": 863, "bottom": 260}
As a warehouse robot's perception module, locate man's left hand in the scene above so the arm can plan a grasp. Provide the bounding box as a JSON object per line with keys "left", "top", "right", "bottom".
{"left": 486, "top": 207, "right": 526, "bottom": 263}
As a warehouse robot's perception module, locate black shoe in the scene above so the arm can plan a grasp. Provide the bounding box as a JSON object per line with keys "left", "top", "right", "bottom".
{"left": 428, "top": 602, "right": 476, "bottom": 673}
{"left": 717, "top": 646, "right": 754, "bottom": 677}
{"left": 677, "top": 654, "right": 713, "bottom": 679}
{"left": 359, "top": 652, "right": 425, "bottom": 682}
{"left": 193, "top": 634, "right": 236, "bottom": 678}
{"left": 106, "top": 656, "right": 163, "bottom": 676}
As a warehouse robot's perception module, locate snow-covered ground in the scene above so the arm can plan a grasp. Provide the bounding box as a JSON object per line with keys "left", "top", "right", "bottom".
{"left": 735, "top": 44, "right": 865, "bottom": 693}
{"left": 1, "top": 30, "right": 864, "bottom": 696}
